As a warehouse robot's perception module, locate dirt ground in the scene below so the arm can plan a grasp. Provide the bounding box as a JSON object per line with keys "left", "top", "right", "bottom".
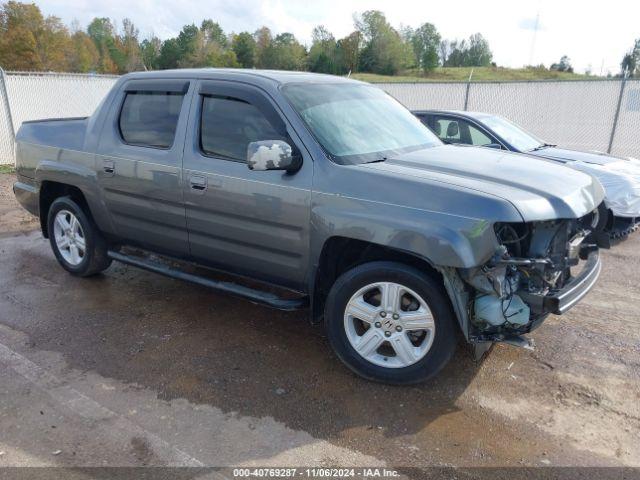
{"left": 0, "top": 173, "right": 39, "bottom": 236}
{"left": 0, "top": 172, "right": 638, "bottom": 474}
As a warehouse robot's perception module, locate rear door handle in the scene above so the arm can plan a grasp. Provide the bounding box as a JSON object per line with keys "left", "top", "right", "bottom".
{"left": 190, "top": 175, "right": 207, "bottom": 193}
{"left": 103, "top": 159, "right": 115, "bottom": 176}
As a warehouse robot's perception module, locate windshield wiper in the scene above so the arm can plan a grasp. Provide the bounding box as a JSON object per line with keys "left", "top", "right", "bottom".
{"left": 529, "top": 143, "right": 556, "bottom": 152}
{"left": 366, "top": 156, "right": 388, "bottom": 163}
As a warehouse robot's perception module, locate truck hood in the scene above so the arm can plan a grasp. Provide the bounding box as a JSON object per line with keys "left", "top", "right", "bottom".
{"left": 528, "top": 148, "right": 640, "bottom": 217}
{"left": 360, "top": 145, "right": 604, "bottom": 222}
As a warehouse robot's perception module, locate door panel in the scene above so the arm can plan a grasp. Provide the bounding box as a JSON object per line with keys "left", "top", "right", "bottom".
{"left": 95, "top": 79, "right": 192, "bottom": 257}
{"left": 182, "top": 81, "right": 312, "bottom": 290}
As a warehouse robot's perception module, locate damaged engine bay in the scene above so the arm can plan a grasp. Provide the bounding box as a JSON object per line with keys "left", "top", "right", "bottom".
{"left": 460, "top": 211, "right": 602, "bottom": 342}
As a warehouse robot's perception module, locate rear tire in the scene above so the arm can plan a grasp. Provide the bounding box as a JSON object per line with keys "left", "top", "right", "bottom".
{"left": 47, "top": 196, "right": 111, "bottom": 277}
{"left": 325, "top": 261, "right": 457, "bottom": 385}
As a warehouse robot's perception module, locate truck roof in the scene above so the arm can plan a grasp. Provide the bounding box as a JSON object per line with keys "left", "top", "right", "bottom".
{"left": 122, "top": 68, "right": 359, "bottom": 86}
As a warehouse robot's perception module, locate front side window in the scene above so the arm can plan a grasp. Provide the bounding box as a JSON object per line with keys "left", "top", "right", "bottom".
{"left": 468, "top": 124, "right": 493, "bottom": 146}
{"left": 200, "top": 96, "right": 284, "bottom": 162}
{"left": 119, "top": 92, "right": 184, "bottom": 148}
{"left": 282, "top": 83, "right": 441, "bottom": 164}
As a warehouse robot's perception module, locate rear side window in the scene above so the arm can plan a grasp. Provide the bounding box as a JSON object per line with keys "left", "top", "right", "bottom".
{"left": 200, "top": 96, "right": 283, "bottom": 162}
{"left": 119, "top": 92, "right": 184, "bottom": 148}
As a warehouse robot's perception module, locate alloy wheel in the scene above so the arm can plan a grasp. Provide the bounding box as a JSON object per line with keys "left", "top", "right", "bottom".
{"left": 53, "top": 209, "right": 86, "bottom": 266}
{"left": 343, "top": 282, "right": 436, "bottom": 368}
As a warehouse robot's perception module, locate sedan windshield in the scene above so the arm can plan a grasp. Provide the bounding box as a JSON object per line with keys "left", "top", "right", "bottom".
{"left": 282, "top": 83, "right": 441, "bottom": 164}
{"left": 479, "top": 115, "right": 544, "bottom": 152}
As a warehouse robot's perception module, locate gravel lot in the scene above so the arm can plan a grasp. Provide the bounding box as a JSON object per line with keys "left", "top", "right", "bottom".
{"left": 0, "top": 172, "right": 638, "bottom": 474}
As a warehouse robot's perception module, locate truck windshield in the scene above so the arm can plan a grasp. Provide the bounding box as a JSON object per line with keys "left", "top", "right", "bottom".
{"left": 282, "top": 83, "right": 441, "bottom": 164}
{"left": 479, "top": 115, "right": 544, "bottom": 152}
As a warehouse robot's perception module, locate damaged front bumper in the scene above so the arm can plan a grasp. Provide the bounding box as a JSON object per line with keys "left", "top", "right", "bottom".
{"left": 519, "top": 250, "right": 601, "bottom": 315}
{"left": 440, "top": 215, "right": 604, "bottom": 351}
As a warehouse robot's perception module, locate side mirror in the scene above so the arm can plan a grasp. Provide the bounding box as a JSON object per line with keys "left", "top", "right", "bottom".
{"left": 247, "top": 140, "right": 300, "bottom": 172}
{"left": 485, "top": 143, "right": 503, "bottom": 150}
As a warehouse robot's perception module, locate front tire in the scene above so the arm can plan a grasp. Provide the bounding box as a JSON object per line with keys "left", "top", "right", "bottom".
{"left": 47, "top": 196, "right": 111, "bottom": 277}
{"left": 592, "top": 202, "right": 611, "bottom": 235}
{"left": 325, "top": 261, "right": 457, "bottom": 385}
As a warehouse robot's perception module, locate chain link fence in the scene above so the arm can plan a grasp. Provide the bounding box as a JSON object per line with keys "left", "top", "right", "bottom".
{"left": 0, "top": 71, "right": 638, "bottom": 165}
{"left": 0, "top": 71, "right": 117, "bottom": 165}
{"left": 379, "top": 78, "right": 640, "bottom": 158}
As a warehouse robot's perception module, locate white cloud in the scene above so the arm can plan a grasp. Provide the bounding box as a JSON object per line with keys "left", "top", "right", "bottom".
{"left": 34, "top": 0, "right": 640, "bottom": 74}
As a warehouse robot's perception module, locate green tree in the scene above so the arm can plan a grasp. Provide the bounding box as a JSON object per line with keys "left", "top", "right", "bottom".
{"left": 621, "top": 39, "right": 640, "bottom": 77}
{"left": 173, "top": 22, "right": 237, "bottom": 68}
{"left": 37, "top": 15, "right": 71, "bottom": 70}
{"left": 196, "top": 29, "right": 238, "bottom": 67}
{"left": 308, "top": 25, "right": 337, "bottom": 73}
{"left": 466, "top": 33, "right": 492, "bottom": 67}
{"left": 270, "top": 32, "right": 306, "bottom": 70}
{"left": 444, "top": 34, "right": 492, "bottom": 67}
{"left": 175, "top": 23, "right": 199, "bottom": 67}
{"left": 335, "top": 31, "right": 361, "bottom": 74}
{"left": 444, "top": 39, "right": 463, "bottom": 66}
{"left": 550, "top": 55, "right": 573, "bottom": 73}
{"left": 120, "top": 18, "right": 143, "bottom": 72}
{"left": 87, "top": 17, "right": 118, "bottom": 72}
{"left": 254, "top": 26, "right": 274, "bottom": 68}
{"left": 411, "top": 23, "right": 441, "bottom": 72}
{"left": 158, "top": 38, "right": 180, "bottom": 69}
{"left": 439, "top": 39, "right": 451, "bottom": 65}
{"left": 140, "top": 36, "right": 161, "bottom": 70}
{"left": 201, "top": 20, "right": 226, "bottom": 47}
{"left": 199, "top": 20, "right": 237, "bottom": 67}
{"left": 69, "top": 31, "right": 99, "bottom": 72}
{"left": 354, "top": 10, "right": 407, "bottom": 75}
{"left": 231, "top": 31, "right": 256, "bottom": 68}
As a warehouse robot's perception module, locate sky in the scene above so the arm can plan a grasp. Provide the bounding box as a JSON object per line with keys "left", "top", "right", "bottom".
{"left": 36, "top": 0, "right": 640, "bottom": 74}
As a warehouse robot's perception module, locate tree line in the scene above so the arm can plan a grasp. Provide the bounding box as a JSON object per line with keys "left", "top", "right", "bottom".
{"left": 0, "top": 1, "right": 494, "bottom": 75}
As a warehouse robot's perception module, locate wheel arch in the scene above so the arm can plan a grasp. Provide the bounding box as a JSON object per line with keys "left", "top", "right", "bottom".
{"left": 35, "top": 160, "right": 112, "bottom": 238}
{"left": 310, "top": 236, "right": 449, "bottom": 325}
{"left": 39, "top": 181, "right": 91, "bottom": 238}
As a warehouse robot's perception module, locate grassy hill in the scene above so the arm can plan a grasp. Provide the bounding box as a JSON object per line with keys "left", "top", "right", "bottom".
{"left": 351, "top": 66, "right": 597, "bottom": 83}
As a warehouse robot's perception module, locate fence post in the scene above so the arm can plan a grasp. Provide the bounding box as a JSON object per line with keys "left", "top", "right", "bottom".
{"left": 463, "top": 68, "right": 474, "bottom": 111}
{"left": 0, "top": 68, "right": 15, "bottom": 164}
{"left": 608, "top": 75, "right": 627, "bottom": 154}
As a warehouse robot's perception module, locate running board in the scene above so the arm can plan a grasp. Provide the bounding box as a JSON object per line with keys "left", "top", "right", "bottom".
{"left": 107, "top": 250, "right": 308, "bottom": 311}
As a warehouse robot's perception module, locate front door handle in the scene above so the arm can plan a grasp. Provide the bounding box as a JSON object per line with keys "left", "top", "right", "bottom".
{"left": 103, "top": 159, "right": 115, "bottom": 176}
{"left": 190, "top": 175, "right": 207, "bottom": 193}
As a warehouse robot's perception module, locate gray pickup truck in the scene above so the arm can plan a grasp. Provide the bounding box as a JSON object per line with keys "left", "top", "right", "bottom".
{"left": 13, "top": 69, "right": 605, "bottom": 384}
